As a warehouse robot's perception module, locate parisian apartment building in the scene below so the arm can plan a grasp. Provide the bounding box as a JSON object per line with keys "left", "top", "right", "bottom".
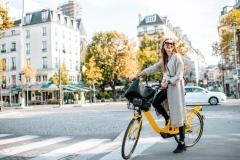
{"left": 0, "top": 8, "right": 86, "bottom": 104}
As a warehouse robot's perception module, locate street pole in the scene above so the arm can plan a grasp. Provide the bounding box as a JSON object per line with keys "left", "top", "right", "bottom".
{"left": 59, "top": 47, "right": 62, "bottom": 107}
{"left": 232, "top": 22, "right": 239, "bottom": 99}
{"left": 7, "top": 54, "right": 11, "bottom": 107}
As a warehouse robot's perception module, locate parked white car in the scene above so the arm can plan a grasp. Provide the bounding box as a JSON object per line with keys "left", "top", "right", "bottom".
{"left": 185, "top": 86, "right": 227, "bottom": 105}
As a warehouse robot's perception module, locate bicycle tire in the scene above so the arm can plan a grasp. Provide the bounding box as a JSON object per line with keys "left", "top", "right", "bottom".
{"left": 121, "top": 118, "right": 142, "bottom": 159}
{"left": 174, "top": 111, "right": 204, "bottom": 147}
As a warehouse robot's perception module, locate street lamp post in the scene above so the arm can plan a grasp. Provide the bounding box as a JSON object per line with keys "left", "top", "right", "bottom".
{"left": 59, "top": 48, "right": 62, "bottom": 107}
{"left": 232, "top": 22, "right": 239, "bottom": 99}
{"left": 7, "top": 53, "right": 12, "bottom": 107}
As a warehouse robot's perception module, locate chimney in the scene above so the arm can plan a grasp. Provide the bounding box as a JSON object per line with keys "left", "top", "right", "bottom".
{"left": 138, "top": 13, "right": 142, "bottom": 23}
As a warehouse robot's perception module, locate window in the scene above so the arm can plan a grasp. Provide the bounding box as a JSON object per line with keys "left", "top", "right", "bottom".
{"left": 145, "top": 15, "right": 157, "bottom": 23}
{"left": 25, "top": 14, "right": 32, "bottom": 24}
{"left": 11, "top": 30, "right": 16, "bottom": 35}
{"left": 55, "top": 42, "right": 58, "bottom": 51}
{"left": 42, "top": 75, "right": 48, "bottom": 82}
{"left": 185, "top": 88, "right": 192, "bottom": 93}
{"left": 62, "top": 31, "right": 65, "bottom": 39}
{"left": 12, "top": 75, "right": 16, "bottom": 86}
{"left": 2, "top": 58, "right": 6, "bottom": 71}
{"left": 42, "top": 41, "right": 47, "bottom": 52}
{"left": 69, "top": 59, "right": 72, "bottom": 70}
{"left": 192, "top": 88, "right": 204, "bottom": 93}
{"left": 2, "top": 76, "right": 6, "bottom": 88}
{"left": 11, "top": 57, "right": 16, "bottom": 70}
{"left": 26, "top": 58, "right": 31, "bottom": 65}
{"left": 55, "top": 57, "right": 59, "bottom": 69}
{"left": 69, "top": 45, "right": 72, "bottom": 54}
{"left": 42, "top": 57, "right": 47, "bottom": 69}
{"left": 55, "top": 28, "right": 58, "bottom": 36}
{"left": 143, "top": 27, "right": 147, "bottom": 33}
{"left": 11, "top": 42, "right": 16, "bottom": 51}
{"left": 42, "top": 27, "right": 47, "bottom": 36}
{"left": 36, "top": 75, "right": 41, "bottom": 82}
{"left": 41, "top": 10, "right": 48, "bottom": 21}
{"left": 1, "top": 44, "right": 6, "bottom": 53}
{"left": 76, "top": 60, "right": 79, "bottom": 71}
{"left": 62, "top": 44, "right": 66, "bottom": 53}
{"left": 26, "top": 43, "right": 30, "bottom": 54}
{"left": 26, "top": 30, "right": 30, "bottom": 38}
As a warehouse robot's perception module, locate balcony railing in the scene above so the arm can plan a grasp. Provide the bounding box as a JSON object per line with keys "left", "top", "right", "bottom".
{"left": 10, "top": 48, "right": 16, "bottom": 52}
{"left": 138, "top": 29, "right": 163, "bottom": 37}
{"left": 1, "top": 50, "right": 6, "bottom": 53}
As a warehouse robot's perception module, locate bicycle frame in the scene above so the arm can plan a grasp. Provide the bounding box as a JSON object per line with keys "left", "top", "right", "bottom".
{"left": 132, "top": 105, "right": 203, "bottom": 135}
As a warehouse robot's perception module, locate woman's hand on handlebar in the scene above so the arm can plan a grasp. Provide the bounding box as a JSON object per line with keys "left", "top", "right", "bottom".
{"left": 129, "top": 71, "right": 145, "bottom": 81}
{"left": 161, "top": 82, "right": 168, "bottom": 89}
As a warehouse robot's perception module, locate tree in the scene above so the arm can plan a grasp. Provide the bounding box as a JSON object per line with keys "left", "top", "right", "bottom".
{"left": 50, "top": 63, "right": 69, "bottom": 85}
{"left": 137, "top": 33, "right": 165, "bottom": 81}
{"left": 22, "top": 60, "right": 36, "bottom": 83}
{"left": 86, "top": 31, "right": 137, "bottom": 101}
{"left": 219, "top": 9, "right": 240, "bottom": 62}
{"left": 0, "top": 4, "right": 13, "bottom": 39}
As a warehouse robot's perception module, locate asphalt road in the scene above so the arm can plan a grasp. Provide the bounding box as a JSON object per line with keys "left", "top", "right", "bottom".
{"left": 0, "top": 101, "right": 239, "bottom": 160}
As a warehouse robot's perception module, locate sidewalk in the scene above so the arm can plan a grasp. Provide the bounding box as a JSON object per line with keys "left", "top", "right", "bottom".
{"left": 226, "top": 98, "right": 240, "bottom": 105}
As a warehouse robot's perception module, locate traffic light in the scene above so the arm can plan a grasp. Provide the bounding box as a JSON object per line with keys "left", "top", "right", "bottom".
{"left": 19, "top": 73, "right": 21, "bottom": 81}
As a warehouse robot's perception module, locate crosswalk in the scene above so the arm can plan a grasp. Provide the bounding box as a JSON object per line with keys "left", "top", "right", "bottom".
{"left": 0, "top": 134, "right": 120, "bottom": 160}
{"left": 0, "top": 133, "right": 172, "bottom": 160}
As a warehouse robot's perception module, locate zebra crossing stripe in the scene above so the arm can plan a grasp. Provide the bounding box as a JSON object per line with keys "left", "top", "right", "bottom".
{"left": 0, "top": 136, "right": 71, "bottom": 159}
{"left": 72, "top": 141, "right": 121, "bottom": 160}
{"left": 30, "top": 139, "right": 110, "bottom": 160}
{"left": 99, "top": 137, "right": 170, "bottom": 160}
{"left": 0, "top": 134, "right": 12, "bottom": 138}
{"left": 0, "top": 135, "right": 39, "bottom": 145}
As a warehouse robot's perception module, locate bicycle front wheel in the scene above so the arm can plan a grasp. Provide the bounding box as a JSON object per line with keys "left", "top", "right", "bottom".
{"left": 174, "top": 111, "right": 204, "bottom": 147}
{"left": 121, "top": 118, "right": 142, "bottom": 159}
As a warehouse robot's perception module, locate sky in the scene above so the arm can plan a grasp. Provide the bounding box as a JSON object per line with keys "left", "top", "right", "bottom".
{"left": 4, "top": 0, "right": 237, "bottom": 65}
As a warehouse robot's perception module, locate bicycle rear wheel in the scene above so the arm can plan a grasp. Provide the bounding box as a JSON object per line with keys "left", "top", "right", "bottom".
{"left": 174, "top": 111, "right": 204, "bottom": 147}
{"left": 121, "top": 117, "right": 142, "bottom": 159}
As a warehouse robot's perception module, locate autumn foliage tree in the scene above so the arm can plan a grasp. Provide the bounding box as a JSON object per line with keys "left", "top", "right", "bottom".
{"left": 85, "top": 31, "right": 137, "bottom": 101}
{"left": 137, "top": 33, "right": 165, "bottom": 81}
{"left": 22, "top": 60, "right": 36, "bottom": 83}
{"left": 218, "top": 9, "right": 240, "bottom": 62}
{"left": 51, "top": 63, "right": 69, "bottom": 85}
{"left": 0, "top": 4, "right": 13, "bottom": 38}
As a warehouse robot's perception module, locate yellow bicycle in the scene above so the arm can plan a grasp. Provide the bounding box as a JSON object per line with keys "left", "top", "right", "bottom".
{"left": 121, "top": 79, "right": 205, "bottom": 159}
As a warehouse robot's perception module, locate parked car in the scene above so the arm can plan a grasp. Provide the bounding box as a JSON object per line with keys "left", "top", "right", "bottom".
{"left": 185, "top": 86, "right": 227, "bottom": 105}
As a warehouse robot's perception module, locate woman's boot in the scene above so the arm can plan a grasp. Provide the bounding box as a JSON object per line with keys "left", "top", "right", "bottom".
{"left": 173, "top": 125, "right": 186, "bottom": 153}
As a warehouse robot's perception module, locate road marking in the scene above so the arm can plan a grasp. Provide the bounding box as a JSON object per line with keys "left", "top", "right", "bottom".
{"left": 72, "top": 140, "right": 121, "bottom": 160}
{"left": 0, "top": 134, "right": 12, "bottom": 138}
{"left": 0, "top": 135, "right": 39, "bottom": 145}
{"left": 0, "top": 136, "right": 71, "bottom": 159}
{"left": 30, "top": 139, "right": 110, "bottom": 160}
{"left": 99, "top": 137, "right": 170, "bottom": 160}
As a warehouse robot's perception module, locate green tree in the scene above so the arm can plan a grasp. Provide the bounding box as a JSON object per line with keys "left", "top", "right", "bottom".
{"left": 86, "top": 31, "right": 137, "bottom": 101}
{"left": 51, "top": 63, "right": 69, "bottom": 85}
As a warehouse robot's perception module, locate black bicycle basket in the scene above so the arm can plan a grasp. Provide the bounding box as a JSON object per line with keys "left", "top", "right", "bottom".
{"left": 124, "top": 79, "right": 155, "bottom": 110}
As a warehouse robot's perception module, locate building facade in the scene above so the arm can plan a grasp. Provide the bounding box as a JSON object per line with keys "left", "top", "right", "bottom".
{"left": 0, "top": 9, "right": 86, "bottom": 105}
{"left": 218, "top": 1, "right": 240, "bottom": 96}
{"left": 57, "top": 0, "right": 82, "bottom": 19}
{"left": 137, "top": 14, "right": 206, "bottom": 85}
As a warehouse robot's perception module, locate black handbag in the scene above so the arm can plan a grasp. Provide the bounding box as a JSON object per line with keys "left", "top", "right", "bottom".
{"left": 124, "top": 79, "right": 155, "bottom": 110}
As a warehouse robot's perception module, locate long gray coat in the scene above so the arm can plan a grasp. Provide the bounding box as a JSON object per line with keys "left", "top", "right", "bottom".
{"left": 143, "top": 53, "right": 186, "bottom": 128}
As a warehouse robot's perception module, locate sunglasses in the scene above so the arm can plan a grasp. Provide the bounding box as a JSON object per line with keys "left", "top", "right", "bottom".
{"left": 164, "top": 42, "right": 175, "bottom": 46}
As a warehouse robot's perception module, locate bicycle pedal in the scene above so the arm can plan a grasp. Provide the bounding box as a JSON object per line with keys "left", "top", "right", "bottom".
{"left": 160, "top": 132, "right": 174, "bottom": 139}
